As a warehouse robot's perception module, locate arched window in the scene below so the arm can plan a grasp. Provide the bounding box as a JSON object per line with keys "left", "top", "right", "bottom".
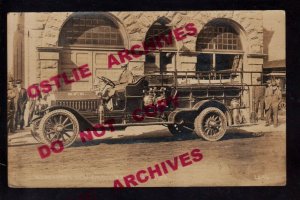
{"left": 59, "top": 13, "right": 124, "bottom": 48}
{"left": 196, "top": 21, "right": 242, "bottom": 51}
{"left": 145, "top": 18, "right": 176, "bottom": 49}
{"left": 196, "top": 20, "right": 243, "bottom": 73}
{"left": 144, "top": 17, "right": 176, "bottom": 74}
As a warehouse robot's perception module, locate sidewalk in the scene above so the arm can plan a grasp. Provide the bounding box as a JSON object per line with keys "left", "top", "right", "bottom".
{"left": 241, "top": 115, "right": 286, "bottom": 133}
{"left": 8, "top": 127, "right": 39, "bottom": 146}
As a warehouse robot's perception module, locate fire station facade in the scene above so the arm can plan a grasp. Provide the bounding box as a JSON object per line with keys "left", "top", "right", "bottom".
{"left": 8, "top": 11, "right": 265, "bottom": 120}
{"left": 12, "top": 11, "right": 263, "bottom": 91}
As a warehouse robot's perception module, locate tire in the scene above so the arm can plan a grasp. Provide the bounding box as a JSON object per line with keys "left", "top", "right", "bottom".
{"left": 278, "top": 101, "right": 286, "bottom": 110}
{"left": 37, "top": 109, "right": 80, "bottom": 148}
{"left": 168, "top": 123, "right": 194, "bottom": 136}
{"left": 194, "top": 107, "right": 227, "bottom": 141}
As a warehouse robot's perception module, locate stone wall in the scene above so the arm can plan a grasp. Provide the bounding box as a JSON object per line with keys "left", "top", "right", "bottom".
{"left": 40, "top": 11, "right": 263, "bottom": 52}
{"left": 23, "top": 11, "right": 264, "bottom": 85}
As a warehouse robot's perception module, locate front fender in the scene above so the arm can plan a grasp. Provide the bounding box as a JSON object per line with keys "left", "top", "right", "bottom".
{"left": 41, "top": 105, "right": 94, "bottom": 129}
{"left": 31, "top": 115, "right": 43, "bottom": 124}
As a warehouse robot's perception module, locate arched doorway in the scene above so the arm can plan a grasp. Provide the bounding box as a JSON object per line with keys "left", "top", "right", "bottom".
{"left": 58, "top": 13, "right": 126, "bottom": 91}
{"left": 196, "top": 19, "right": 244, "bottom": 78}
{"left": 144, "top": 17, "right": 177, "bottom": 74}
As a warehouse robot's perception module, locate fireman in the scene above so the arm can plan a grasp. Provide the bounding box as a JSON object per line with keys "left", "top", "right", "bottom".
{"left": 265, "top": 80, "right": 282, "bottom": 127}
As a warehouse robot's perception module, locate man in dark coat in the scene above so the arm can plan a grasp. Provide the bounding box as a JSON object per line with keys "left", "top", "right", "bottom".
{"left": 265, "top": 80, "right": 282, "bottom": 127}
{"left": 7, "top": 80, "right": 16, "bottom": 133}
{"left": 14, "top": 80, "right": 28, "bottom": 130}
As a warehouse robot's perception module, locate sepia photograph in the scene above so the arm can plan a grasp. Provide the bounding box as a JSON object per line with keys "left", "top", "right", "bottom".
{"left": 7, "top": 10, "right": 286, "bottom": 187}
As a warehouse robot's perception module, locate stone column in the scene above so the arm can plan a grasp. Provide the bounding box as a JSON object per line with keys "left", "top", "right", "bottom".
{"left": 244, "top": 55, "right": 264, "bottom": 122}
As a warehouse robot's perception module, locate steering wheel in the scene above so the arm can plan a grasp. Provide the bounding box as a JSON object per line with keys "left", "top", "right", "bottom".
{"left": 97, "top": 76, "right": 115, "bottom": 87}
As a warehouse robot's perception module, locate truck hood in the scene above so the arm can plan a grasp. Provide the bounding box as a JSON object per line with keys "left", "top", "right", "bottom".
{"left": 49, "top": 91, "right": 100, "bottom": 111}
{"left": 50, "top": 91, "right": 99, "bottom": 101}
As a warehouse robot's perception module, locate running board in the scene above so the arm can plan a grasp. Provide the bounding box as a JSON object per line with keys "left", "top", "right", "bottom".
{"left": 96, "top": 122, "right": 174, "bottom": 128}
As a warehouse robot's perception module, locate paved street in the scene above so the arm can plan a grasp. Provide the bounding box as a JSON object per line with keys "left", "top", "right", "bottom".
{"left": 8, "top": 115, "right": 286, "bottom": 187}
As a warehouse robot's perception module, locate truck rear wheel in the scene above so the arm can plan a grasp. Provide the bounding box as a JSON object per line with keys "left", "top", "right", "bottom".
{"left": 194, "top": 107, "right": 227, "bottom": 141}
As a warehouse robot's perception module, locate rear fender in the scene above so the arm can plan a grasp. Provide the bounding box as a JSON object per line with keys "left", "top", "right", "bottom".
{"left": 193, "top": 100, "right": 232, "bottom": 126}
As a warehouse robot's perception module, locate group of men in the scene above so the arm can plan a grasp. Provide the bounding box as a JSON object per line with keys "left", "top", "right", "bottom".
{"left": 253, "top": 78, "right": 283, "bottom": 128}
{"left": 7, "top": 79, "right": 28, "bottom": 133}
{"left": 7, "top": 76, "right": 47, "bottom": 134}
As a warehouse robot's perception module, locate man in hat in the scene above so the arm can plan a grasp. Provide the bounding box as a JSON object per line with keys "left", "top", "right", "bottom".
{"left": 265, "top": 80, "right": 282, "bottom": 127}
{"left": 106, "top": 63, "right": 133, "bottom": 98}
{"left": 253, "top": 77, "right": 266, "bottom": 121}
{"left": 14, "top": 80, "right": 28, "bottom": 130}
{"left": 93, "top": 63, "right": 133, "bottom": 109}
{"left": 111, "top": 63, "right": 134, "bottom": 106}
{"left": 7, "top": 80, "right": 16, "bottom": 133}
{"left": 115, "top": 63, "right": 134, "bottom": 89}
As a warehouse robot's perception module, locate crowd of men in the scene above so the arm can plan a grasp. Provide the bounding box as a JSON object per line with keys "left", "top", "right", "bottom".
{"left": 7, "top": 78, "right": 28, "bottom": 133}
{"left": 253, "top": 78, "right": 283, "bottom": 128}
{"left": 7, "top": 75, "right": 48, "bottom": 134}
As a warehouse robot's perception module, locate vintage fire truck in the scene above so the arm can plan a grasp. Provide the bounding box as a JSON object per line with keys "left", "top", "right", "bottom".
{"left": 31, "top": 70, "right": 263, "bottom": 147}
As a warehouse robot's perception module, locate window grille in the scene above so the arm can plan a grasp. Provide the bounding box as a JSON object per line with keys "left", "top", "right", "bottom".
{"left": 59, "top": 14, "right": 124, "bottom": 47}
{"left": 196, "top": 24, "right": 241, "bottom": 51}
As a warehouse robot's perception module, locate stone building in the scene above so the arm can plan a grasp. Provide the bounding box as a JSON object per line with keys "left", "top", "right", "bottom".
{"left": 8, "top": 11, "right": 264, "bottom": 87}
{"left": 8, "top": 11, "right": 266, "bottom": 119}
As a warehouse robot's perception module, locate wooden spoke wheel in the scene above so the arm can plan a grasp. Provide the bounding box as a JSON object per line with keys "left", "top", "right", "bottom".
{"left": 37, "top": 109, "right": 79, "bottom": 148}
{"left": 194, "top": 107, "right": 227, "bottom": 141}
{"left": 279, "top": 101, "right": 286, "bottom": 110}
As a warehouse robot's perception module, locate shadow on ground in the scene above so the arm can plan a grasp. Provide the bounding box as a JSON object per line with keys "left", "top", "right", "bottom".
{"left": 71, "top": 127, "right": 264, "bottom": 148}
{"left": 223, "top": 128, "right": 264, "bottom": 140}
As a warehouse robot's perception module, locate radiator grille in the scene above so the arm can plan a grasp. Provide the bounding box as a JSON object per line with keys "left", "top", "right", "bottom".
{"left": 56, "top": 100, "right": 98, "bottom": 111}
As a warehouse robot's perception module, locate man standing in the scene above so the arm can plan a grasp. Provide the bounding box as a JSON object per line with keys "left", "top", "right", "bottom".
{"left": 7, "top": 80, "right": 16, "bottom": 133}
{"left": 253, "top": 77, "right": 266, "bottom": 121}
{"left": 14, "top": 80, "right": 28, "bottom": 130}
{"left": 265, "top": 80, "right": 282, "bottom": 127}
{"left": 26, "top": 84, "right": 41, "bottom": 127}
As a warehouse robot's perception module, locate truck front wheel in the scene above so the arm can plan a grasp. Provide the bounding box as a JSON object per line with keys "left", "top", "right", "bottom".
{"left": 37, "top": 109, "right": 80, "bottom": 147}
{"left": 194, "top": 107, "right": 227, "bottom": 141}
